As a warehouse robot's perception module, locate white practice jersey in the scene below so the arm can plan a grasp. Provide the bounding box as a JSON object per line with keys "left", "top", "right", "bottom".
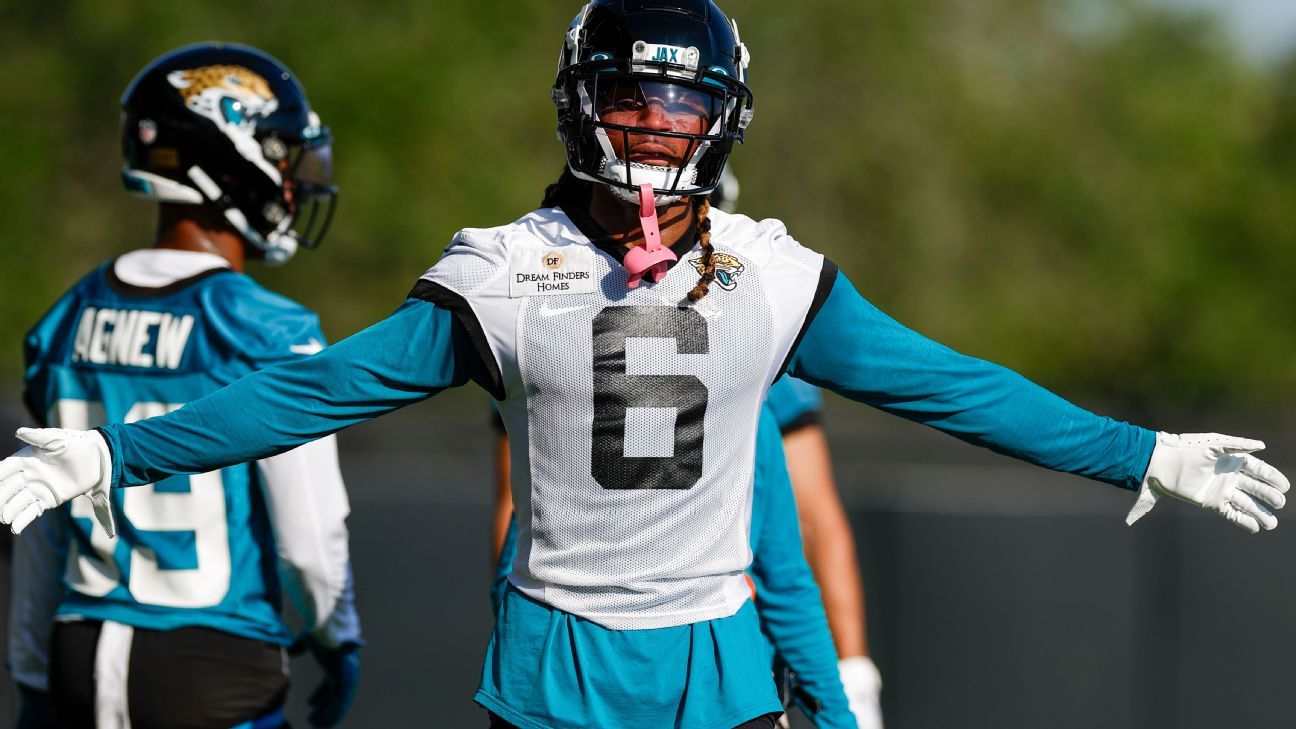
{"left": 421, "top": 207, "right": 830, "bottom": 629}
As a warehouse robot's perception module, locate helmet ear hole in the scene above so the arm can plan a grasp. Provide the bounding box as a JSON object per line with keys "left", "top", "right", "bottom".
{"left": 262, "top": 136, "right": 289, "bottom": 161}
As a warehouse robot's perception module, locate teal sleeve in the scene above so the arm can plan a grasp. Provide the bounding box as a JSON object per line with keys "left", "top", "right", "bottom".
{"left": 765, "top": 375, "right": 823, "bottom": 433}
{"left": 100, "top": 297, "right": 477, "bottom": 488}
{"left": 749, "top": 407, "right": 856, "bottom": 729}
{"left": 787, "top": 270, "right": 1155, "bottom": 489}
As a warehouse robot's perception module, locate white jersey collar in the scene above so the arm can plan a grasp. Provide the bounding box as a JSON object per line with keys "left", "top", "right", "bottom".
{"left": 113, "top": 249, "right": 231, "bottom": 288}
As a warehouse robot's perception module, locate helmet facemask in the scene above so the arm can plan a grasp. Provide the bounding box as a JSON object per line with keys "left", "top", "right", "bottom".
{"left": 175, "top": 125, "right": 336, "bottom": 266}
{"left": 275, "top": 122, "right": 338, "bottom": 254}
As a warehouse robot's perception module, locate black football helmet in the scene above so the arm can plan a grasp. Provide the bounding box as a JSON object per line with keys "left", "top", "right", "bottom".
{"left": 120, "top": 42, "right": 335, "bottom": 264}
{"left": 554, "top": 0, "right": 754, "bottom": 205}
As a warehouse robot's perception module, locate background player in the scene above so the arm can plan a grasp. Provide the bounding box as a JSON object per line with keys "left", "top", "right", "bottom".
{"left": 7, "top": 43, "right": 360, "bottom": 729}
{"left": 766, "top": 379, "right": 880, "bottom": 729}
{"left": 713, "top": 170, "right": 883, "bottom": 729}
{"left": 0, "top": 3, "right": 1288, "bottom": 729}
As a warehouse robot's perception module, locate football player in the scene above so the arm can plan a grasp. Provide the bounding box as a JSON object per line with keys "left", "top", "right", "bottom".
{"left": 762, "top": 378, "right": 881, "bottom": 729}
{"left": 487, "top": 173, "right": 884, "bottom": 728}
{"left": 488, "top": 375, "right": 858, "bottom": 727}
{"left": 1, "top": 4, "right": 1287, "bottom": 729}
{"left": 715, "top": 171, "right": 884, "bottom": 729}
{"left": 6, "top": 43, "right": 360, "bottom": 729}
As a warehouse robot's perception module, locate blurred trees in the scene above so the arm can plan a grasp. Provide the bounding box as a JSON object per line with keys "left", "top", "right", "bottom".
{"left": 1, "top": 0, "right": 1293, "bottom": 406}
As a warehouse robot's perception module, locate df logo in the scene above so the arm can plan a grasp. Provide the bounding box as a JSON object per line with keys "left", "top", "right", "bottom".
{"left": 541, "top": 251, "right": 564, "bottom": 270}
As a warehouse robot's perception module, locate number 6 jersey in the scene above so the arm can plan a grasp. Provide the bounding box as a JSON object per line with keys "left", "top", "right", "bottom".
{"left": 418, "top": 206, "right": 831, "bottom": 629}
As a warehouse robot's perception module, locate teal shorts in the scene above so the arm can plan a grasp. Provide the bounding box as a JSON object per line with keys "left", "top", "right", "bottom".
{"left": 476, "top": 586, "right": 783, "bottom": 729}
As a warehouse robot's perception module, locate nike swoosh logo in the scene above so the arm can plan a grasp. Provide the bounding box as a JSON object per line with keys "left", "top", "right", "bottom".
{"left": 538, "top": 303, "right": 589, "bottom": 318}
{"left": 289, "top": 339, "right": 325, "bottom": 355}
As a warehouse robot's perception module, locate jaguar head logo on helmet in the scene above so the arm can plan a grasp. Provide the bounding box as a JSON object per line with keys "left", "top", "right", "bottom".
{"left": 553, "top": 0, "right": 755, "bottom": 207}
{"left": 120, "top": 43, "right": 336, "bottom": 266}
{"left": 167, "top": 65, "right": 279, "bottom": 126}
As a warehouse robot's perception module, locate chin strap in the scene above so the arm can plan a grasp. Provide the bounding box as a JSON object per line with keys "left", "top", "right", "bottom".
{"left": 623, "top": 183, "right": 678, "bottom": 289}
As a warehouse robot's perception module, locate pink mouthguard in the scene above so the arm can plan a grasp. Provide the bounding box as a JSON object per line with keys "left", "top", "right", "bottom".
{"left": 623, "top": 183, "right": 677, "bottom": 289}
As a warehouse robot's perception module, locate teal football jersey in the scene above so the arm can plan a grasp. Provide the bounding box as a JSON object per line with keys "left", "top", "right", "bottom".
{"left": 23, "top": 253, "right": 328, "bottom": 644}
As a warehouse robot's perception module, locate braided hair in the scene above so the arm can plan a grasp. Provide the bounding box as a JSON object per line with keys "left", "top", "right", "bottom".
{"left": 684, "top": 196, "right": 715, "bottom": 303}
{"left": 540, "top": 168, "right": 717, "bottom": 303}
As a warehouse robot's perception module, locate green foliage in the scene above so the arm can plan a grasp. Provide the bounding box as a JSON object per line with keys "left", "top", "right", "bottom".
{"left": 1, "top": 0, "right": 1293, "bottom": 406}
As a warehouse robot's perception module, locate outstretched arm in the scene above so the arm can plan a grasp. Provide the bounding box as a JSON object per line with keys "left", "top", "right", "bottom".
{"left": 1, "top": 297, "right": 481, "bottom": 534}
{"left": 787, "top": 269, "right": 1155, "bottom": 488}
{"left": 102, "top": 297, "right": 475, "bottom": 487}
{"left": 785, "top": 269, "right": 1286, "bottom": 530}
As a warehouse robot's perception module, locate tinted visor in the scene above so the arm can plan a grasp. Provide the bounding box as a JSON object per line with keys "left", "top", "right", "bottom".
{"left": 286, "top": 140, "right": 336, "bottom": 249}
{"left": 593, "top": 80, "right": 724, "bottom": 131}
{"left": 291, "top": 141, "right": 333, "bottom": 192}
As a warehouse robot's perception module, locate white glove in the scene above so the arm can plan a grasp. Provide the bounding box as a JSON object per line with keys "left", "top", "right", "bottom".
{"left": 0, "top": 428, "right": 115, "bottom": 537}
{"left": 1126, "top": 432, "right": 1288, "bottom": 534}
{"left": 839, "top": 656, "right": 883, "bottom": 729}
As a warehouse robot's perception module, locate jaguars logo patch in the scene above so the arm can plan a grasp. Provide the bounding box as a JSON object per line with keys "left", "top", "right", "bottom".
{"left": 689, "top": 252, "right": 745, "bottom": 291}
